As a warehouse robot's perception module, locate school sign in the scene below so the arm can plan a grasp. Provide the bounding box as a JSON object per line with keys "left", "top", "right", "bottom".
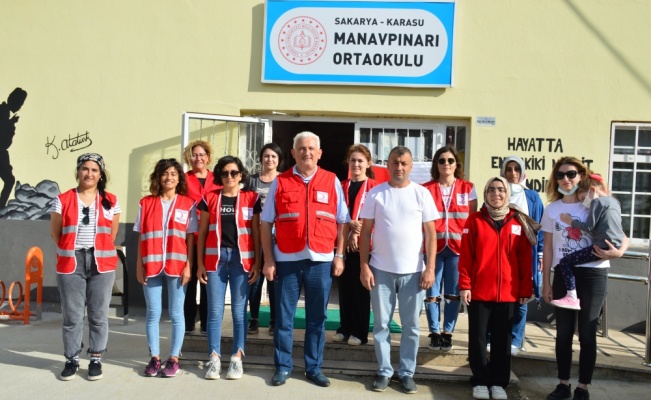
{"left": 262, "top": 0, "right": 456, "bottom": 87}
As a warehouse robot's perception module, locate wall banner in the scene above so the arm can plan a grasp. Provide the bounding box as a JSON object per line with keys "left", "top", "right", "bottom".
{"left": 262, "top": 0, "right": 456, "bottom": 87}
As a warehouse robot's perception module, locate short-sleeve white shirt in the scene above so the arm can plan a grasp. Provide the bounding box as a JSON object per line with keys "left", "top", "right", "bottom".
{"left": 360, "top": 181, "right": 440, "bottom": 274}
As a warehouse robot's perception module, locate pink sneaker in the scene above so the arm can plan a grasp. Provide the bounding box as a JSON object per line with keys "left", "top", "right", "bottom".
{"left": 161, "top": 358, "right": 180, "bottom": 377}
{"left": 143, "top": 357, "right": 161, "bottom": 377}
{"left": 551, "top": 295, "right": 581, "bottom": 310}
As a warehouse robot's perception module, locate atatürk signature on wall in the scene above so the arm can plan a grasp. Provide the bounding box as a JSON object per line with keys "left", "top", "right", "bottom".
{"left": 45, "top": 131, "right": 93, "bottom": 159}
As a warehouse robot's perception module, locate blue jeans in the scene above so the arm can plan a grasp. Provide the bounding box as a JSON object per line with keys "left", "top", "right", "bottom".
{"left": 274, "top": 260, "right": 332, "bottom": 375}
{"left": 206, "top": 248, "right": 250, "bottom": 357}
{"left": 511, "top": 303, "right": 527, "bottom": 348}
{"left": 142, "top": 273, "right": 187, "bottom": 358}
{"left": 425, "top": 247, "right": 460, "bottom": 333}
{"left": 57, "top": 248, "right": 115, "bottom": 359}
{"left": 370, "top": 266, "right": 425, "bottom": 378}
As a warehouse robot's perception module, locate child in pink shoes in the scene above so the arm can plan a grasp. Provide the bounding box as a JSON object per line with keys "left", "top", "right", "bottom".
{"left": 555, "top": 173, "right": 624, "bottom": 310}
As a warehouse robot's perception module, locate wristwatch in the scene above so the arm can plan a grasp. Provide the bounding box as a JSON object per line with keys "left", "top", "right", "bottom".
{"left": 334, "top": 253, "right": 346, "bottom": 260}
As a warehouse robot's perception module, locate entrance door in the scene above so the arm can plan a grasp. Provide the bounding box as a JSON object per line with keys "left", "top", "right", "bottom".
{"left": 181, "top": 113, "right": 270, "bottom": 173}
{"left": 271, "top": 120, "right": 355, "bottom": 181}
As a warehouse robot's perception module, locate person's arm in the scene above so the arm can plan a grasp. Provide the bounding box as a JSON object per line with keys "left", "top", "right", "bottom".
{"left": 261, "top": 221, "right": 276, "bottom": 281}
{"left": 50, "top": 212, "right": 62, "bottom": 244}
{"left": 332, "top": 222, "right": 346, "bottom": 277}
{"left": 420, "top": 220, "right": 436, "bottom": 290}
{"left": 111, "top": 213, "right": 120, "bottom": 242}
{"left": 181, "top": 234, "right": 193, "bottom": 286}
{"left": 359, "top": 218, "right": 375, "bottom": 291}
{"left": 593, "top": 235, "right": 629, "bottom": 259}
{"left": 469, "top": 199, "right": 478, "bottom": 213}
{"left": 542, "top": 232, "right": 554, "bottom": 304}
{"left": 570, "top": 201, "right": 603, "bottom": 233}
{"left": 248, "top": 213, "right": 261, "bottom": 284}
{"left": 458, "top": 217, "right": 475, "bottom": 306}
{"left": 517, "top": 228, "right": 534, "bottom": 304}
{"left": 197, "top": 210, "right": 210, "bottom": 284}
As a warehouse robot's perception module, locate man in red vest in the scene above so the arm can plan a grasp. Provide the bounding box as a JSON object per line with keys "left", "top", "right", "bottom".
{"left": 261, "top": 131, "right": 349, "bottom": 388}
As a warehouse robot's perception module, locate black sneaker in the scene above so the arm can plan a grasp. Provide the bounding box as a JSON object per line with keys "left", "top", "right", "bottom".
{"left": 88, "top": 359, "right": 103, "bottom": 381}
{"left": 60, "top": 360, "right": 79, "bottom": 381}
{"left": 248, "top": 318, "right": 259, "bottom": 334}
{"left": 441, "top": 333, "right": 453, "bottom": 351}
{"left": 547, "top": 383, "right": 572, "bottom": 400}
{"left": 573, "top": 387, "right": 589, "bottom": 400}
{"left": 268, "top": 320, "right": 275, "bottom": 335}
{"left": 428, "top": 333, "right": 442, "bottom": 350}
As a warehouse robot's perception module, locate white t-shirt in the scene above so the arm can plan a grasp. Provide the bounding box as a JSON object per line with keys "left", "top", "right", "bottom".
{"left": 360, "top": 181, "right": 440, "bottom": 274}
{"left": 541, "top": 200, "right": 609, "bottom": 269}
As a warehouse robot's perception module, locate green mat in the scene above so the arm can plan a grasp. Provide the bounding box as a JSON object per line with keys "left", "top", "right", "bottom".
{"left": 248, "top": 306, "right": 402, "bottom": 333}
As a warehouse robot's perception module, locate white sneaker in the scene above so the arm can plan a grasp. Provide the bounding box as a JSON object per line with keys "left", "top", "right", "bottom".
{"left": 226, "top": 356, "right": 243, "bottom": 380}
{"left": 332, "top": 333, "right": 346, "bottom": 342}
{"left": 510, "top": 345, "right": 519, "bottom": 356}
{"left": 347, "top": 336, "right": 362, "bottom": 346}
{"left": 490, "top": 385, "right": 508, "bottom": 399}
{"left": 472, "top": 385, "right": 490, "bottom": 399}
{"left": 486, "top": 343, "right": 491, "bottom": 352}
{"left": 205, "top": 358, "right": 221, "bottom": 380}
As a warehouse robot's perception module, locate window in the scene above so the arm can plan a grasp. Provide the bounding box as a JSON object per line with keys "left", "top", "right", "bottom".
{"left": 611, "top": 123, "right": 651, "bottom": 243}
{"left": 357, "top": 123, "right": 467, "bottom": 164}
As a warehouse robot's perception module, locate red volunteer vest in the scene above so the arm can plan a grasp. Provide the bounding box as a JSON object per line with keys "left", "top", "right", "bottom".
{"left": 204, "top": 190, "right": 259, "bottom": 272}
{"left": 274, "top": 168, "right": 338, "bottom": 254}
{"left": 139, "top": 194, "right": 195, "bottom": 277}
{"left": 186, "top": 170, "right": 221, "bottom": 238}
{"left": 423, "top": 179, "right": 474, "bottom": 255}
{"left": 342, "top": 178, "right": 378, "bottom": 249}
{"left": 56, "top": 189, "right": 118, "bottom": 274}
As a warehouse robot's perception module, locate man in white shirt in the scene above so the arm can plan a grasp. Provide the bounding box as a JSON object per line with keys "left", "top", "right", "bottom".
{"left": 359, "top": 146, "right": 439, "bottom": 394}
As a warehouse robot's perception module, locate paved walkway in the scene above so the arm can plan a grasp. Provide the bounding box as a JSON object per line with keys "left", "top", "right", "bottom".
{"left": 1, "top": 304, "right": 650, "bottom": 400}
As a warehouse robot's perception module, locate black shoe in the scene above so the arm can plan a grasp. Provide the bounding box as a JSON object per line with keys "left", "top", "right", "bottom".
{"left": 248, "top": 319, "right": 259, "bottom": 334}
{"left": 573, "top": 387, "right": 589, "bottom": 400}
{"left": 373, "top": 375, "right": 390, "bottom": 392}
{"left": 88, "top": 359, "right": 103, "bottom": 381}
{"left": 272, "top": 370, "right": 290, "bottom": 386}
{"left": 440, "top": 333, "right": 453, "bottom": 351}
{"left": 60, "top": 360, "right": 79, "bottom": 381}
{"left": 428, "top": 333, "right": 442, "bottom": 350}
{"left": 306, "top": 371, "right": 330, "bottom": 387}
{"left": 547, "top": 383, "right": 572, "bottom": 400}
{"left": 269, "top": 320, "right": 275, "bottom": 335}
{"left": 401, "top": 376, "right": 418, "bottom": 394}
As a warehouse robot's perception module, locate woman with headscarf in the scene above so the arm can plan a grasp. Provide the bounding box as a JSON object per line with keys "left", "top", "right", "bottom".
{"left": 50, "top": 153, "right": 121, "bottom": 381}
{"left": 498, "top": 156, "right": 544, "bottom": 355}
{"left": 459, "top": 176, "right": 537, "bottom": 400}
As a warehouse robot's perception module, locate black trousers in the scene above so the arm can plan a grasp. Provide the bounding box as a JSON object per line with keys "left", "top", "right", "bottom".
{"left": 552, "top": 267, "right": 607, "bottom": 384}
{"left": 468, "top": 300, "right": 515, "bottom": 388}
{"left": 184, "top": 244, "right": 207, "bottom": 332}
{"left": 336, "top": 252, "right": 370, "bottom": 343}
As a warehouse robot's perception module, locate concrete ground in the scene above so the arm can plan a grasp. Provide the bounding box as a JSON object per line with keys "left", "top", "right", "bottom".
{"left": 1, "top": 302, "right": 650, "bottom": 400}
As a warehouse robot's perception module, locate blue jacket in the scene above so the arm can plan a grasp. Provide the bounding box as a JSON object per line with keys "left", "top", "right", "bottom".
{"left": 525, "top": 189, "right": 544, "bottom": 302}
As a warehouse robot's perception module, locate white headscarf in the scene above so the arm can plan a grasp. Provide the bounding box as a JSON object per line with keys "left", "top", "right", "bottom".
{"left": 500, "top": 156, "right": 529, "bottom": 215}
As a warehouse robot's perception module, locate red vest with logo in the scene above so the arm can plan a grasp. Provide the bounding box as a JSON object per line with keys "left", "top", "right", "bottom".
{"left": 56, "top": 189, "right": 118, "bottom": 274}
{"left": 423, "top": 179, "right": 474, "bottom": 255}
{"left": 204, "top": 190, "right": 259, "bottom": 272}
{"left": 139, "top": 194, "right": 195, "bottom": 277}
{"left": 186, "top": 170, "right": 221, "bottom": 237}
{"left": 342, "top": 178, "right": 378, "bottom": 248}
{"left": 274, "top": 168, "right": 338, "bottom": 254}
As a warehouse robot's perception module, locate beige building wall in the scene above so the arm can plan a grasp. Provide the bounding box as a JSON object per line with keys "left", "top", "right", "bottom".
{"left": 1, "top": 0, "right": 650, "bottom": 222}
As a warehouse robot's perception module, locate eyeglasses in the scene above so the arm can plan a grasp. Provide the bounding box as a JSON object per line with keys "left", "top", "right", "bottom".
{"left": 437, "top": 158, "right": 456, "bottom": 165}
{"left": 158, "top": 158, "right": 177, "bottom": 163}
{"left": 191, "top": 153, "right": 207, "bottom": 159}
{"left": 220, "top": 170, "right": 241, "bottom": 178}
{"left": 555, "top": 170, "right": 579, "bottom": 180}
{"left": 487, "top": 187, "right": 506, "bottom": 194}
{"left": 82, "top": 207, "right": 90, "bottom": 225}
